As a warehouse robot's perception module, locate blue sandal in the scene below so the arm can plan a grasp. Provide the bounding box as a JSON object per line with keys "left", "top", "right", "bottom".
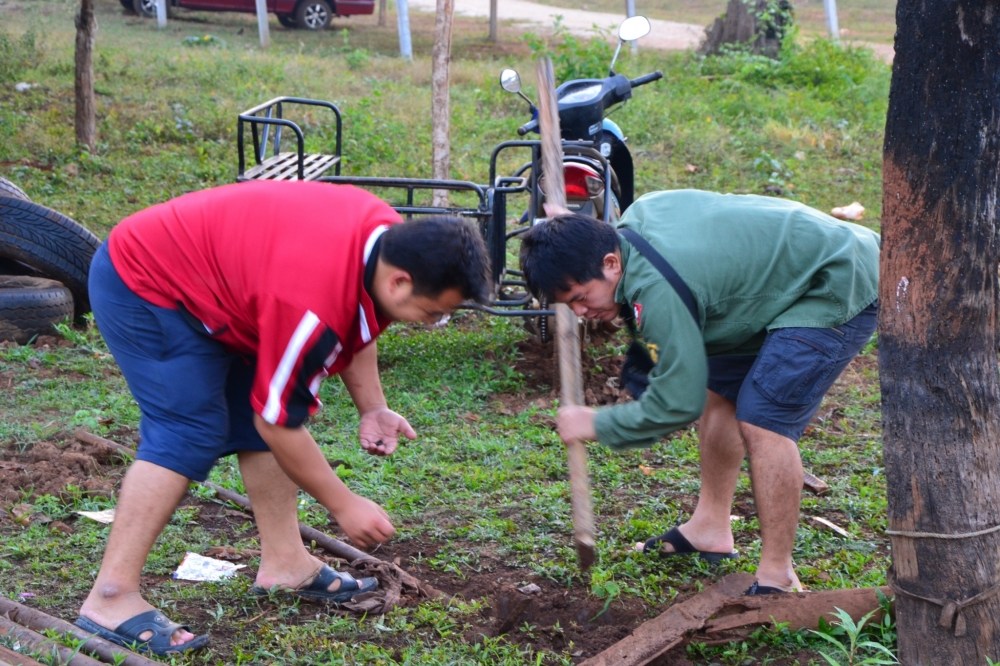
{"left": 75, "top": 610, "right": 209, "bottom": 656}
{"left": 253, "top": 565, "right": 378, "bottom": 604}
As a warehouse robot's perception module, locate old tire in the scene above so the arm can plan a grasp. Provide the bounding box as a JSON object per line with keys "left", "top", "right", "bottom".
{"left": 0, "top": 177, "right": 30, "bottom": 202}
{"left": 0, "top": 197, "right": 100, "bottom": 321}
{"left": 0, "top": 276, "right": 74, "bottom": 344}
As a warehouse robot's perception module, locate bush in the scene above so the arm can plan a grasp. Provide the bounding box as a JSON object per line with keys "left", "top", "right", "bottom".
{"left": 523, "top": 17, "right": 614, "bottom": 82}
{"left": 0, "top": 28, "right": 39, "bottom": 84}
{"left": 699, "top": 37, "right": 885, "bottom": 101}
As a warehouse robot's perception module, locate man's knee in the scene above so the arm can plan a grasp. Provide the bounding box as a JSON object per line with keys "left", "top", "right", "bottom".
{"left": 738, "top": 421, "right": 797, "bottom": 457}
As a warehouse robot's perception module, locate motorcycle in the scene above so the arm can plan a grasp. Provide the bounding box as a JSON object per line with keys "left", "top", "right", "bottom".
{"left": 484, "top": 15, "right": 663, "bottom": 338}
{"left": 312, "top": 17, "right": 661, "bottom": 341}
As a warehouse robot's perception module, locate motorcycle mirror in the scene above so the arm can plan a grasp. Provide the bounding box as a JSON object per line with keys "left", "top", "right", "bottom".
{"left": 500, "top": 67, "right": 537, "bottom": 110}
{"left": 500, "top": 68, "right": 521, "bottom": 93}
{"left": 619, "top": 15, "right": 651, "bottom": 42}
{"left": 609, "top": 15, "right": 651, "bottom": 74}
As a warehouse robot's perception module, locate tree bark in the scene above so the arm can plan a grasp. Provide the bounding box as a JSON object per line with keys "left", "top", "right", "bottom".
{"left": 430, "top": 0, "right": 453, "bottom": 207}
{"left": 698, "top": 0, "right": 792, "bottom": 59}
{"left": 881, "top": 2, "right": 1000, "bottom": 663}
{"left": 74, "top": 0, "right": 97, "bottom": 151}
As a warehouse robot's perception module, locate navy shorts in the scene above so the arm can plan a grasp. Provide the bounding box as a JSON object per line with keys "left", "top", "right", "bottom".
{"left": 88, "top": 242, "right": 269, "bottom": 481}
{"left": 706, "top": 301, "right": 878, "bottom": 442}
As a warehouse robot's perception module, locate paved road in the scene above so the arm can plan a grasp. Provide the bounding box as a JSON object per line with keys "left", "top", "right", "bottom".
{"left": 403, "top": 0, "right": 706, "bottom": 51}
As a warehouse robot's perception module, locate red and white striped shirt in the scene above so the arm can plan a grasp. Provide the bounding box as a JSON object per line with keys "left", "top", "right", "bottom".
{"left": 109, "top": 180, "right": 401, "bottom": 427}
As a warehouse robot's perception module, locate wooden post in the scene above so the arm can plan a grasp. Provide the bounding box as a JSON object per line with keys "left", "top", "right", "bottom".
{"left": 74, "top": 0, "right": 96, "bottom": 151}
{"left": 535, "top": 57, "right": 596, "bottom": 572}
{"left": 488, "top": 0, "right": 497, "bottom": 42}
{"left": 431, "top": 0, "right": 453, "bottom": 207}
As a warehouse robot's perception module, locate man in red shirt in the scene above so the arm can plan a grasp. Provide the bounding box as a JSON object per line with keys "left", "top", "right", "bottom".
{"left": 75, "top": 181, "right": 491, "bottom": 655}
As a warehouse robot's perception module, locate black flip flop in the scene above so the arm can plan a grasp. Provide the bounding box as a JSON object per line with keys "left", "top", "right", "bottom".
{"left": 745, "top": 581, "right": 788, "bottom": 596}
{"left": 640, "top": 525, "right": 739, "bottom": 564}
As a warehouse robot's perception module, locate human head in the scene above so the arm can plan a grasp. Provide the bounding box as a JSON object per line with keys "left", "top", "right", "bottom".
{"left": 519, "top": 212, "right": 621, "bottom": 303}
{"left": 375, "top": 216, "right": 491, "bottom": 323}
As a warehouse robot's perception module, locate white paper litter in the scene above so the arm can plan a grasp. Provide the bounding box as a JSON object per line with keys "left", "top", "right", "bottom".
{"left": 76, "top": 509, "right": 116, "bottom": 524}
{"left": 172, "top": 552, "right": 246, "bottom": 582}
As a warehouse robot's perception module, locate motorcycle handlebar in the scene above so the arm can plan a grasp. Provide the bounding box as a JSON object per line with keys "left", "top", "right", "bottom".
{"left": 517, "top": 119, "right": 538, "bottom": 136}
{"left": 629, "top": 71, "right": 663, "bottom": 89}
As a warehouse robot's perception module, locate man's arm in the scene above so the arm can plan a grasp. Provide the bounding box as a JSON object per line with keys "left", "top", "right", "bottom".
{"left": 253, "top": 415, "right": 395, "bottom": 548}
{"left": 339, "top": 342, "right": 386, "bottom": 413}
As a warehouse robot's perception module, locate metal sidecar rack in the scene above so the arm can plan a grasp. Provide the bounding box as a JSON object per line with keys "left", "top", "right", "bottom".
{"left": 237, "top": 96, "right": 343, "bottom": 182}
{"left": 316, "top": 174, "right": 553, "bottom": 319}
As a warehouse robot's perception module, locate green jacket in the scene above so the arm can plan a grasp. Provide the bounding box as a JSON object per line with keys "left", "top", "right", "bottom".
{"left": 593, "top": 189, "right": 881, "bottom": 449}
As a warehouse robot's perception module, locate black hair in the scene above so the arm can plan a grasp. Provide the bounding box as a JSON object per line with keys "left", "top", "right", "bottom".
{"left": 518, "top": 213, "right": 620, "bottom": 301}
{"left": 380, "top": 216, "right": 491, "bottom": 304}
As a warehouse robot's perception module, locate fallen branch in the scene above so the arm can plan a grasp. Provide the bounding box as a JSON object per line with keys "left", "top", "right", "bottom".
{"left": 74, "top": 430, "right": 442, "bottom": 602}
{"left": 0, "top": 596, "right": 159, "bottom": 666}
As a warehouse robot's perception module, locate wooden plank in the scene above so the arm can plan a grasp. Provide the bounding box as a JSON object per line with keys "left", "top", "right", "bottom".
{"left": 580, "top": 573, "right": 754, "bottom": 665}
{"left": 701, "top": 585, "right": 891, "bottom": 634}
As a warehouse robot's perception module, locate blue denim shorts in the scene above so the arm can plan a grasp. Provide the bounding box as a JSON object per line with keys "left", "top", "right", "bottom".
{"left": 706, "top": 301, "right": 878, "bottom": 441}
{"left": 88, "top": 242, "right": 268, "bottom": 481}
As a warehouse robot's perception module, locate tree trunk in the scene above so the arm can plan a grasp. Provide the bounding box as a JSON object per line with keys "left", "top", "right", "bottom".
{"left": 74, "top": 0, "right": 97, "bottom": 151}
{"left": 430, "top": 0, "right": 453, "bottom": 207}
{"left": 488, "top": 0, "right": 497, "bottom": 43}
{"left": 881, "top": 2, "right": 1000, "bottom": 664}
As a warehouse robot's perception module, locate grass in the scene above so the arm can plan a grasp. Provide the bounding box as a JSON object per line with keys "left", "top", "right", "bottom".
{"left": 0, "top": 1, "right": 892, "bottom": 663}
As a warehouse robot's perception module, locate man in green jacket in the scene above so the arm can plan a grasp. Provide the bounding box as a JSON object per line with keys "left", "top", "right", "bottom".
{"left": 519, "top": 189, "right": 879, "bottom": 594}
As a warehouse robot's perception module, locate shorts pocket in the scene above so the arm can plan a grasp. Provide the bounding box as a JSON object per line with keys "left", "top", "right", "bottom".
{"left": 751, "top": 328, "right": 848, "bottom": 407}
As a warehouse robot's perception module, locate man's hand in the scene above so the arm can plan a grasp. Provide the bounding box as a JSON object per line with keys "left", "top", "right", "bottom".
{"left": 359, "top": 407, "right": 417, "bottom": 456}
{"left": 332, "top": 493, "right": 396, "bottom": 548}
{"left": 557, "top": 405, "right": 597, "bottom": 444}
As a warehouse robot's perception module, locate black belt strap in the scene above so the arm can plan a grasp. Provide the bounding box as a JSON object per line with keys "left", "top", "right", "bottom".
{"left": 619, "top": 228, "right": 699, "bottom": 325}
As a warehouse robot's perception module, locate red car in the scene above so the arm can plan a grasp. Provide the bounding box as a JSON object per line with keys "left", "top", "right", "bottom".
{"left": 127, "top": 0, "right": 374, "bottom": 30}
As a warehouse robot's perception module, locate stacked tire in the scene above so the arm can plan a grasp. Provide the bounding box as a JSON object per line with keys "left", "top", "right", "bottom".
{"left": 0, "top": 176, "right": 101, "bottom": 344}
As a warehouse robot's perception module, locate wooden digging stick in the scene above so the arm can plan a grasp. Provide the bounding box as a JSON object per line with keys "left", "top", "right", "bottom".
{"left": 535, "top": 56, "right": 596, "bottom": 571}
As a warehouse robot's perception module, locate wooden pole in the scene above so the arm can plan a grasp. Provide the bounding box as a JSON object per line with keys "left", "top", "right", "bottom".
{"left": 0, "top": 616, "right": 109, "bottom": 666}
{"left": 0, "top": 596, "right": 161, "bottom": 666}
{"left": 534, "top": 57, "right": 596, "bottom": 572}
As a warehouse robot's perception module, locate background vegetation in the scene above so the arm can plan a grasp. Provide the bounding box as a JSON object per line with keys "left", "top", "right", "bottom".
{"left": 0, "top": 0, "right": 894, "bottom": 663}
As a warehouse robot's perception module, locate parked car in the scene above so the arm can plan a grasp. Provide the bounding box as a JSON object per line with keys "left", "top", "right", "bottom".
{"left": 124, "top": 0, "right": 375, "bottom": 30}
